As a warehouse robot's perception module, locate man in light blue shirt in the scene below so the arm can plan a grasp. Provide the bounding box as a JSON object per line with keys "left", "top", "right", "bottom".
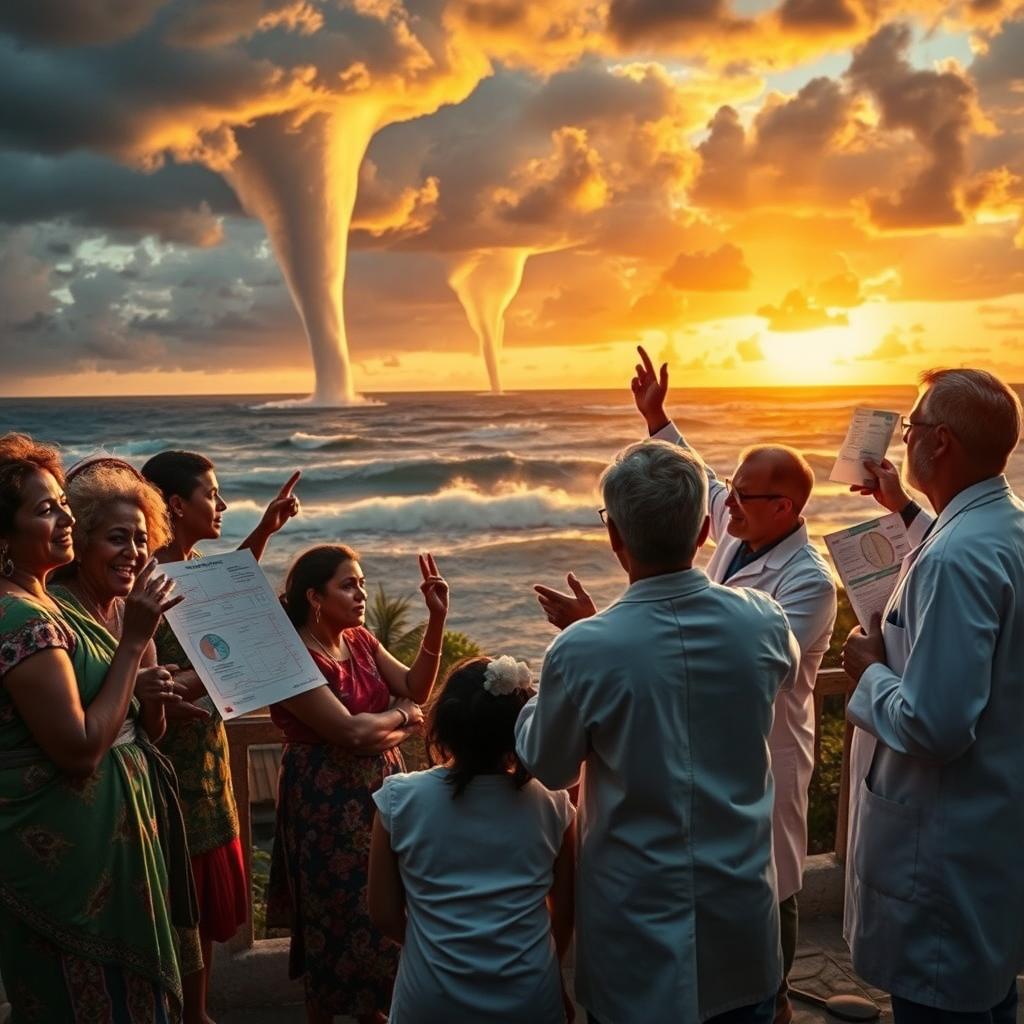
{"left": 517, "top": 441, "right": 799, "bottom": 1024}
{"left": 843, "top": 368, "right": 1024, "bottom": 1022}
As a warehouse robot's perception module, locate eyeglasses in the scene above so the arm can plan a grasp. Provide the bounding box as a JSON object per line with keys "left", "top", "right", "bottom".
{"left": 724, "top": 478, "right": 786, "bottom": 504}
{"left": 900, "top": 416, "right": 938, "bottom": 443}
{"left": 598, "top": 507, "right": 608, "bottom": 525}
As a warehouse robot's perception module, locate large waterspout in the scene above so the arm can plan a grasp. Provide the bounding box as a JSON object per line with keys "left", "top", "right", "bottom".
{"left": 224, "top": 106, "right": 383, "bottom": 406}
{"left": 448, "top": 248, "right": 530, "bottom": 393}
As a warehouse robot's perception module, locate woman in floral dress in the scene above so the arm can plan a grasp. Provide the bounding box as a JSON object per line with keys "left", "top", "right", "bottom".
{"left": 0, "top": 433, "right": 192, "bottom": 1022}
{"left": 268, "top": 544, "right": 448, "bottom": 1024}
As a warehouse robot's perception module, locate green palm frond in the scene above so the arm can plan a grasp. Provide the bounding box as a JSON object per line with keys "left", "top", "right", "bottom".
{"left": 367, "top": 584, "right": 414, "bottom": 649}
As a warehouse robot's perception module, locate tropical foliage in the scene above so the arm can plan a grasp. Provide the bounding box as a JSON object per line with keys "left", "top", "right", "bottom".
{"left": 807, "top": 587, "right": 857, "bottom": 853}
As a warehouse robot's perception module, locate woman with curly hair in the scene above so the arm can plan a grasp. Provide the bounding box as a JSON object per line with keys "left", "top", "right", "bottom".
{"left": 367, "top": 655, "right": 576, "bottom": 1024}
{"left": 0, "top": 434, "right": 192, "bottom": 1021}
{"left": 51, "top": 456, "right": 207, "bottom": 743}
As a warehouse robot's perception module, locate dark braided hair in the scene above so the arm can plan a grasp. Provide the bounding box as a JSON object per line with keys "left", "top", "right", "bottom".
{"left": 426, "top": 657, "right": 535, "bottom": 798}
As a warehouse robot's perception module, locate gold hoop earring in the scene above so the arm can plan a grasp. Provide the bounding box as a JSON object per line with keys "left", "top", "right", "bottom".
{"left": 314, "top": 605, "right": 321, "bottom": 624}
{"left": 0, "top": 545, "right": 13, "bottom": 578}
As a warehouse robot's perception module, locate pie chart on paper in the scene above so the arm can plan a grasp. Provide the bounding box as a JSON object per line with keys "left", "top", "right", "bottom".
{"left": 199, "top": 633, "right": 230, "bottom": 661}
{"left": 859, "top": 532, "right": 896, "bottom": 569}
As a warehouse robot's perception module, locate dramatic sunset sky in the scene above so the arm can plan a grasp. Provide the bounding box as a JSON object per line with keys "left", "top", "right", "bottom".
{"left": 1, "top": 0, "right": 1022, "bottom": 397}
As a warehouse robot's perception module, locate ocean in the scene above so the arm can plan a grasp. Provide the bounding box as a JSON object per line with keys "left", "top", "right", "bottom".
{"left": 5, "top": 386, "right": 1022, "bottom": 667}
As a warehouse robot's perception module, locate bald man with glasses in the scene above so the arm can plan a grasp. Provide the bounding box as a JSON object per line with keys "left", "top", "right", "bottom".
{"left": 537, "top": 347, "right": 836, "bottom": 1024}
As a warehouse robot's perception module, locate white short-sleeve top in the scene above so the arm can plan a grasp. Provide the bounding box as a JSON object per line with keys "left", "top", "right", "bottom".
{"left": 373, "top": 766, "right": 574, "bottom": 1024}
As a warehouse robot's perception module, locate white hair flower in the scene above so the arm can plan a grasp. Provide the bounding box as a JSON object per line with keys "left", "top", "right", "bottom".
{"left": 482, "top": 655, "right": 533, "bottom": 696}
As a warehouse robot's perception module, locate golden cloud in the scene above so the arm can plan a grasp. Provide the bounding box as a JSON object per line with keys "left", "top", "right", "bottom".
{"left": 662, "top": 244, "right": 752, "bottom": 291}
{"left": 757, "top": 288, "right": 849, "bottom": 330}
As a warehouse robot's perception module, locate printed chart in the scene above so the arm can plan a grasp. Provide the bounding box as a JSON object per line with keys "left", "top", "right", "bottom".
{"left": 161, "top": 550, "right": 324, "bottom": 718}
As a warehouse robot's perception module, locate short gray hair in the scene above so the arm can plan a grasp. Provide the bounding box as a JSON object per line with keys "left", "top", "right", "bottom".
{"left": 920, "top": 368, "right": 1022, "bottom": 473}
{"left": 600, "top": 440, "right": 708, "bottom": 566}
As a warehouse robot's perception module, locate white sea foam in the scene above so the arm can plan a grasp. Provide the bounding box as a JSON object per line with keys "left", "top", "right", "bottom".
{"left": 237, "top": 451, "right": 606, "bottom": 491}
{"left": 460, "top": 420, "right": 549, "bottom": 441}
{"left": 63, "top": 439, "right": 170, "bottom": 462}
{"left": 223, "top": 483, "right": 597, "bottom": 536}
{"left": 580, "top": 403, "right": 637, "bottom": 415}
{"left": 250, "top": 395, "right": 386, "bottom": 411}
{"left": 287, "top": 431, "right": 362, "bottom": 450}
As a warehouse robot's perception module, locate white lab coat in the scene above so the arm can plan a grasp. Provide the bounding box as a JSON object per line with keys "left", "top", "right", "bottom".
{"left": 653, "top": 421, "right": 838, "bottom": 900}
{"left": 516, "top": 569, "right": 800, "bottom": 1023}
{"left": 844, "top": 476, "right": 1024, "bottom": 1010}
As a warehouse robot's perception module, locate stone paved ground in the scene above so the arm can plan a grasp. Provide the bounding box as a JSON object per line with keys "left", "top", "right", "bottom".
{"left": 791, "top": 916, "right": 891, "bottom": 1022}
{"left": 212, "top": 916, "right": 1024, "bottom": 1024}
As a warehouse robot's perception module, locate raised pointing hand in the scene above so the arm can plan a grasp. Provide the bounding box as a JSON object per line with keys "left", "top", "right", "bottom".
{"left": 260, "top": 470, "right": 302, "bottom": 535}
{"left": 631, "top": 345, "right": 670, "bottom": 433}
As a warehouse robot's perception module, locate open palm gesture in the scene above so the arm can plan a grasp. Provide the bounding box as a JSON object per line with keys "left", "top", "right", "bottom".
{"left": 418, "top": 553, "right": 449, "bottom": 620}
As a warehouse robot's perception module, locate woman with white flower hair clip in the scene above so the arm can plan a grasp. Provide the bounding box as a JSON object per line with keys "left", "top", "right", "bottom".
{"left": 368, "top": 655, "right": 577, "bottom": 1023}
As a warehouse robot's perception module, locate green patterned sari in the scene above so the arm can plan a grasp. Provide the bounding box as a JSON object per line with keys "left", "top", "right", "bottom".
{"left": 0, "top": 594, "right": 186, "bottom": 1022}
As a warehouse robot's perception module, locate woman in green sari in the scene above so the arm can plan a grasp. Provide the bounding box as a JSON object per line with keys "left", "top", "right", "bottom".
{"left": 0, "top": 434, "right": 194, "bottom": 1022}
{"left": 142, "top": 450, "right": 300, "bottom": 1024}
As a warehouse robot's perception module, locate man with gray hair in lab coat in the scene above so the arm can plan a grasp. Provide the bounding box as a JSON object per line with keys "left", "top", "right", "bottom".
{"left": 517, "top": 439, "right": 800, "bottom": 1024}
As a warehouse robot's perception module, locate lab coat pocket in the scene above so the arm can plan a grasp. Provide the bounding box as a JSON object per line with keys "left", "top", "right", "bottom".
{"left": 881, "top": 620, "right": 910, "bottom": 676}
{"left": 853, "top": 779, "right": 920, "bottom": 902}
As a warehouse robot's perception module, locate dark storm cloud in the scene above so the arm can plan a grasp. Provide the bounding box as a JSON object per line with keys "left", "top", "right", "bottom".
{"left": 0, "top": 0, "right": 165, "bottom": 46}
{"left": 0, "top": 152, "right": 238, "bottom": 244}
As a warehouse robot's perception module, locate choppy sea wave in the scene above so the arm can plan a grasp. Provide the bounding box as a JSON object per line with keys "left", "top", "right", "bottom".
{"left": 234, "top": 451, "right": 607, "bottom": 499}
{"left": 286, "top": 431, "right": 364, "bottom": 450}
{"left": 224, "top": 483, "right": 597, "bottom": 536}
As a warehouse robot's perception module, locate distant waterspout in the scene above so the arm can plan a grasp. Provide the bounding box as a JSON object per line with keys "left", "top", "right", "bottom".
{"left": 224, "top": 106, "right": 383, "bottom": 406}
{"left": 448, "top": 249, "right": 531, "bottom": 394}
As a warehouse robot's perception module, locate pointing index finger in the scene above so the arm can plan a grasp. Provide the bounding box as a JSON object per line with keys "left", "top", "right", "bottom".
{"left": 278, "top": 470, "right": 301, "bottom": 498}
{"left": 637, "top": 345, "right": 656, "bottom": 377}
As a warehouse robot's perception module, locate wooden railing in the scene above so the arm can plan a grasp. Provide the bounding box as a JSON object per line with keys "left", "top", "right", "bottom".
{"left": 225, "top": 711, "right": 280, "bottom": 953}
{"left": 225, "top": 666, "right": 855, "bottom": 952}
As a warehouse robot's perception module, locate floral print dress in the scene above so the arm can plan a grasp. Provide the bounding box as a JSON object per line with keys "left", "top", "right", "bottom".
{"left": 267, "top": 626, "right": 403, "bottom": 1017}
{"left": 0, "top": 595, "right": 186, "bottom": 1022}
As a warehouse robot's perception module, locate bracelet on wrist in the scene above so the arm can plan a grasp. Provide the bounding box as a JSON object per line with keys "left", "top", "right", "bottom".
{"left": 396, "top": 707, "right": 409, "bottom": 728}
{"left": 420, "top": 644, "right": 441, "bottom": 658}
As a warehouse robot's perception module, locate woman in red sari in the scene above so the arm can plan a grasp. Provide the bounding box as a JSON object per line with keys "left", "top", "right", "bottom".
{"left": 268, "top": 544, "right": 448, "bottom": 1024}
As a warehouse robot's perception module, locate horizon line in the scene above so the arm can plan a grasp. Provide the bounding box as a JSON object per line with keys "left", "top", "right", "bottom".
{"left": 0, "top": 381, "right": 957, "bottom": 401}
